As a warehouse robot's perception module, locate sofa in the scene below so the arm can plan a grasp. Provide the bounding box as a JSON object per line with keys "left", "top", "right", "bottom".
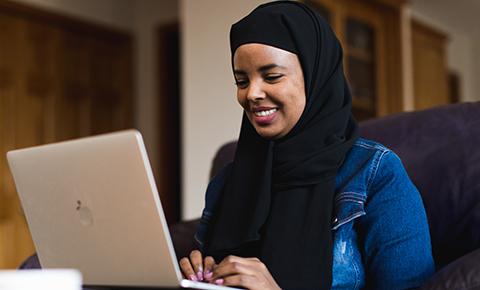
{"left": 20, "top": 102, "right": 480, "bottom": 289}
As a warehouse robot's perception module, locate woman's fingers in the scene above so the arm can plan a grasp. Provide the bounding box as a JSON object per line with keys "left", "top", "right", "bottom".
{"left": 203, "top": 256, "right": 216, "bottom": 281}
{"left": 212, "top": 255, "right": 256, "bottom": 280}
{"left": 215, "top": 274, "right": 256, "bottom": 288}
{"left": 179, "top": 257, "right": 198, "bottom": 281}
{"left": 189, "top": 250, "right": 204, "bottom": 281}
{"left": 211, "top": 255, "right": 281, "bottom": 290}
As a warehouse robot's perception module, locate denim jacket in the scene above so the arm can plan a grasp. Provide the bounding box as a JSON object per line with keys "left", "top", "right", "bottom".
{"left": 195, "top": 138, "right": 435, "bottom": 289}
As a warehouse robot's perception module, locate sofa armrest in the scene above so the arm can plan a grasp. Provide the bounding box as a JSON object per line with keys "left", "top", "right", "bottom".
{"left": 421, "top": 248, "right": 480, "bottom": 289}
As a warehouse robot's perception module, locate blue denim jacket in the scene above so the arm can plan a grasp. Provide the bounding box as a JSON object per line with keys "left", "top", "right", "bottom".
{"left": 195, "top": 138, "right": 435, "bottom": 289}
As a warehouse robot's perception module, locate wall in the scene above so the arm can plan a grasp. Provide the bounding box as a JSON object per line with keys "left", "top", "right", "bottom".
{"left": 181, "top": 0, "right": 266, "bottom": 219}
{"left": 131, "top": 0, "right": 179, "bottom": 178}
{"left": 473, "top": 39, "right": 480, "bottom": 101}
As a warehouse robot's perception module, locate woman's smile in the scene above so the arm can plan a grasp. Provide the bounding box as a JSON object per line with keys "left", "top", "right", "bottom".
{"left": 251, "top": 107, "right": 278, "bottom": 125}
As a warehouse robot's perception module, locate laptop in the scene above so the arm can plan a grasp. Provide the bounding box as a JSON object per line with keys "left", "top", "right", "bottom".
{"left": 7, "top": 130, "right": 239, "bottom": 290}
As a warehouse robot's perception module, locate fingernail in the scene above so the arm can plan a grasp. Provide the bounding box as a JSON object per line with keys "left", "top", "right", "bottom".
{"left": 214, "top": 278, "right": 224, "bottom": 285}
{"left": 197, "top": 271, "right": 204, "bottom": 281}
{"left": 204, "top": 270, "right": 213, "bottom": 280}
{"left": 189, "top": 274, "right": 198, "bottom": 281}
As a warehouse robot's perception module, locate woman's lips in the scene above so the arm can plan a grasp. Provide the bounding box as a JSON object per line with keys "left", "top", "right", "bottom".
{"left": 251, "top": 108, "right": 278, "bottom": 125}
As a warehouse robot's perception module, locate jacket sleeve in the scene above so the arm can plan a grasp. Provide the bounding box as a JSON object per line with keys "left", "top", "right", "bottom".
{"left": 358, "top": 151, "right": 435, "bottom": 290}
{"left": 194, "top": 163, "right": 232, "bottom": 251}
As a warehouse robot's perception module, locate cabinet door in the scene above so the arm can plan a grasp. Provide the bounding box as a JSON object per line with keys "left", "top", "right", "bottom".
{"left": 412, "top": 20, "right": 449, "bottom": 110}
{"left": 0, "top": 14, "right": 44, "bottom": 269}
{"left": 303, "top": 0, "right": 389, "bottom": 120}
{"left": 56, "top": 31, "right": 93, "bottom": 141}
{"left": 340, "top": 0, "right": 389, "bottom": 120}
{"left": 0, "top": 6, "right": 133, "bottom": 269}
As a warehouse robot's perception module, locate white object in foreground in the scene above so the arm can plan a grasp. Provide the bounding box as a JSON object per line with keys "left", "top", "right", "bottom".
{"left": 0, "top": 269, "right": 82, "bottom": 290}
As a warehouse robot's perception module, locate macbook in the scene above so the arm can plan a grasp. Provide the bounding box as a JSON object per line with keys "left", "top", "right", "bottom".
{"left": 7, "top": 130, "right": 238, "bottom": 290}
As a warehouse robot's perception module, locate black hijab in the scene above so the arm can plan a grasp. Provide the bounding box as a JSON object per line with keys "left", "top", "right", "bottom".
{"left": 206, "top": 2, "right": 358, "bottom": 289}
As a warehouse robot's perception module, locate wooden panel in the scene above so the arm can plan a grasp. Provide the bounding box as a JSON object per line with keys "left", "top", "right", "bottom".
{"left": 90, "top": 38, "right": 133, "bottom": 135}
{"left": 0, "top": 3, "right": 133, "bottom": 269}
{"left": 17, "top": 18, "right": 59, "bottom": 146}
{"left": 412, "top": 20, "right": 449, "bottom": 110}
{"left": 56, "top": 31, "right": 92, "bottom": 141}
{"left": 0, "top": 13, "right": 35, "bottom": 269}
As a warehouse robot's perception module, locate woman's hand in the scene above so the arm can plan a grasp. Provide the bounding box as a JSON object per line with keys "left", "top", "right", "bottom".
{"left": 179, "top": 250, "right": 216, "bottom": 282}
{"left": 211, "top": 255, "right": 281, "bottom": 290}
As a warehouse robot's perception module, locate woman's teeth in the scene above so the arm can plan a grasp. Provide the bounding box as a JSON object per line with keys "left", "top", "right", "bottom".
{"left": 254, "top": 108, "right": 277, "bottom": 117}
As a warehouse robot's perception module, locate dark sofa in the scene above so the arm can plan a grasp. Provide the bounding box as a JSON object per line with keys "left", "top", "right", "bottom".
{"left": 20, "top": 102, "right": 480, "bottom": 289}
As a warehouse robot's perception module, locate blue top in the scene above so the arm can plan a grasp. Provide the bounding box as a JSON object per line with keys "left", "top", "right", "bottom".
{"left": 195, "top": 138, "right": 435, "bottom": 289}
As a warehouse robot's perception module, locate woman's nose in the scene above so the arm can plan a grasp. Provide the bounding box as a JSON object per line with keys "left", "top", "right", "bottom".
{"left": 246, "top": 81, "right": 266, "bottom": 102}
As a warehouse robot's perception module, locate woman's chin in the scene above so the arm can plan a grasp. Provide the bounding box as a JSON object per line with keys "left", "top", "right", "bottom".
{"left": 255, "top": 127, "right": 284, "bottom": 140}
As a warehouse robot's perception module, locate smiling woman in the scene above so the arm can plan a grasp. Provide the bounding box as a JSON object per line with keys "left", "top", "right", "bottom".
{"left": 179, "top": 1, "right": 435, "bottom": 289}
{"left": 233, "top": 44, "right": 306, "bottom": 140}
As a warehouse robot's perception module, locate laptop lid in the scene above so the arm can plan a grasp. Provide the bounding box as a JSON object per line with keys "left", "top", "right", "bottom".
{"left": 7, "top": 130, "right": 183, "bottom": 287}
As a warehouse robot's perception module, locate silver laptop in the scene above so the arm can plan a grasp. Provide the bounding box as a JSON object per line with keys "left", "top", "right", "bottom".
{"left": 7, "top": 130, "right": 238, "bottom": 290}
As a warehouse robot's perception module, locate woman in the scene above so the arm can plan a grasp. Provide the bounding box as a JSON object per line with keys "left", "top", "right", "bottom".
{"left": 180, "top": 1, "right": 434, "bottom": 289}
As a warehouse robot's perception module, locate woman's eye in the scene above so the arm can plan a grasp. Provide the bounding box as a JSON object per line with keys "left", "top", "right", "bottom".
{"left": 235, "top": 79, "right": 249, "bottom": 88}
{"left": 265, "top": 74, "right": 283, "bottom": 83}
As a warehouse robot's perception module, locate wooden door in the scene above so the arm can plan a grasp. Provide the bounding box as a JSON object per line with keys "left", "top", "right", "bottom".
{"left": 412, "top": 20, "right": 449, "bottom": 110}
{"left": 157, "top": 23, "right": 181, "bottom": 225}
{"left": 0, "top": 13, "right": 35, "bottom": 270}
{"left": 0, "top": 2, "right": 133, "bottom": 269}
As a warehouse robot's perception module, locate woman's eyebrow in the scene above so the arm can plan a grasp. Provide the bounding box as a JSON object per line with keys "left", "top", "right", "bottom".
{"left": 233, "top": 69, "right": 247, "bottom": 75}
{"left": 234, "top": 64, "right": 286, "bottom": 75}
{"left": 258, "top": 63, "right": 286, "bottom": 72}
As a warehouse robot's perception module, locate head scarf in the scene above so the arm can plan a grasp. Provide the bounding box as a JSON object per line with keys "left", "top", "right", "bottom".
{"left": 206, "top": 2, "right": 359, "bottom": 289}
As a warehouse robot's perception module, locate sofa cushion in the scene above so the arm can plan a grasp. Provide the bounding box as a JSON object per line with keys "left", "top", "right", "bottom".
{"left": 360, "top": 102, "right": 480, "bottom": 268}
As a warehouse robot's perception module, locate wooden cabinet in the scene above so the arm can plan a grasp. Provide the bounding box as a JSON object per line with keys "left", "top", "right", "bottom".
{"left": 305, "top": 0, "right": 451, "bottom": 119}
{"left": 0, "top": 3, "right": 133, "bottom": 269}
{"left": 306, "top": 0, "right": 407, "bottom": 120}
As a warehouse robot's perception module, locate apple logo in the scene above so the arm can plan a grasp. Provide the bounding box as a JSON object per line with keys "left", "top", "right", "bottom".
{"left": 76, "top": 200, "right": 94, "bottom": 226}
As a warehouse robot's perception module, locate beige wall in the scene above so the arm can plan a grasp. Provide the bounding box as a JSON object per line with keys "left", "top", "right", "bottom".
{"left": 131, "top": 0, "right": 179, "bottom": 179}
{"left": 181, "top": 0, "right": 266, "bottom": 219}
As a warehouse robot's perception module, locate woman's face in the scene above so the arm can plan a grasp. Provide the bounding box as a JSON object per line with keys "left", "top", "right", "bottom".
{"left": 233, "top": 43, "right": 306, "bottom": 139}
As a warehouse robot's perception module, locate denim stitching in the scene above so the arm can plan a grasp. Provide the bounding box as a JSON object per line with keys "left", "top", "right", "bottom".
{"left": 355, "top": 139, "right": 390, "bottom": 154}
{"left": 335, "top": 192, "right": 367, "bottom": 203}
{"left": 332, "top": 211, "right": 366, "bottom": 230}
{"left": 350, "top": 240, "right": 361, "bottom": 290}
{"left": 367, "top": 149, "right": 390, "bottom": 193}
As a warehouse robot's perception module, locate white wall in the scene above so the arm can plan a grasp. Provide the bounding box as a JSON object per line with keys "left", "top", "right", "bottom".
{"left": 181, "top": 0, "right": 267, "bottom": 219}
